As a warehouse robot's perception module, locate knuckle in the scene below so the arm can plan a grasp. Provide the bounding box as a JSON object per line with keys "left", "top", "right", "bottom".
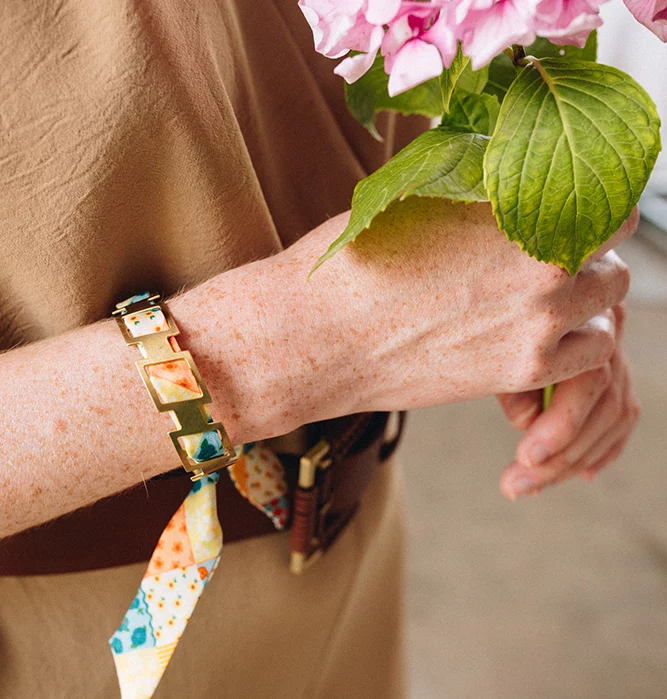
{"left": 584, "top": 253, "right": 630, "bottom": 307}
{"left": 538, "top": 266, "right": 570, "bottom": 294}
{"left": 533, "top": 311, "right": 563, "bottom": 344}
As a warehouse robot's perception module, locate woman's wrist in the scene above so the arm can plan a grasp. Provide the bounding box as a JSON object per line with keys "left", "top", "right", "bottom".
{"left": 170, "top": 212, "right": 367, "bottom": 443}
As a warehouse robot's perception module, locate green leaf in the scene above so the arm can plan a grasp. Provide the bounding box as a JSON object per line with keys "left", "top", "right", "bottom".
{"left": 456, "top": 62, "right": 489, "bottom": 95}
{"left": 440, "top": 48, "right": 470, "bottom": 113}
{"left": 345, "top": 55, "right": 443, "bottom": 140}
{"left": 484, "top": 53, "right": 517, "bottom": 102}
{"left": 484, "top": 58, "right": 662, "bottom": 274}
{"left": 443, "top": 93, "right": 500, "bottom": 136}
{"left": 441, "top": 47, "right": 489, "bottom": 112}
{"left": 311, "top": 129, "right": 489, "bottom": 275}
{"left": 526, "top": 31, "right": 597, "bottom": 62}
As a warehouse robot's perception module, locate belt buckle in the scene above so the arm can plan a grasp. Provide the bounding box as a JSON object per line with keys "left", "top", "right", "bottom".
{"left": 289, "top": 440, "right": 333, "bottom": 574}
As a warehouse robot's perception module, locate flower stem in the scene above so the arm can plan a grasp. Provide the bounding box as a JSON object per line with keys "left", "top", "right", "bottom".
{"left": 542, "top": 384, "right": 556, "bottom": 411}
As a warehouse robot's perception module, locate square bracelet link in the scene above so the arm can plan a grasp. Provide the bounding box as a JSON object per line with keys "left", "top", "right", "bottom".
{"left": 113, "top": 292, "right": 238, "bottom": 481}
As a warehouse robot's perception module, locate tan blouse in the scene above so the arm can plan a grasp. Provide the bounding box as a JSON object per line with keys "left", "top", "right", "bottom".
{"left": 0, "top": 0, "right": 422, "bottom": 347}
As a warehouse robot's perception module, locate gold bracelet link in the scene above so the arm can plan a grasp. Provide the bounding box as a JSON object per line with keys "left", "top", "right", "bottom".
{"left": 113, "top": 292, "right": 238, "bottom": 481}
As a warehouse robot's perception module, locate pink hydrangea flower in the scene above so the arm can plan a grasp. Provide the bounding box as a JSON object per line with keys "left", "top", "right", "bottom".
{"left": 381, "top": 5, "right": 457, "bottom": 95}
{"left": 623, "top": 0, "right": 667, "bottom": 41}
{"left": 299, "top": 0, "right": 456, "bottom": 92}
{"left": 300, "top": 0, "right": 663, "bottom": 97}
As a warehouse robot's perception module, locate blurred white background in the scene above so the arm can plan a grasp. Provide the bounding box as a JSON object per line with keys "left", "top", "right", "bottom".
{"left": 599, "top": 2, "right": 667, "bottom": 192}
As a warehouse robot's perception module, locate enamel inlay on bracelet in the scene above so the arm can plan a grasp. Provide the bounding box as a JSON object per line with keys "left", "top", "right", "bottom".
{"left": 116, "top": 291, "right": 151, "bottom": 309}
{"left": 123, "top": 307, "right": 169, "bottom": 338}
{"left": 145, "top": 360, "right": 203, "bottom": 403}
{"left": 179, "top": 430, "right": 226, "bottom": 462}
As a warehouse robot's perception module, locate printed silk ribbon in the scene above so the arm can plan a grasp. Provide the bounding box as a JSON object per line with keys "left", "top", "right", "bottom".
{"left": 108, "top": 302, "right": 289, "bottom": 698}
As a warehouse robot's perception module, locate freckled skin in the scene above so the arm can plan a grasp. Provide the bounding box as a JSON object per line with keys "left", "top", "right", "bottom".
{"left": 0, "top": 200, "right": 638, "bottom": 536}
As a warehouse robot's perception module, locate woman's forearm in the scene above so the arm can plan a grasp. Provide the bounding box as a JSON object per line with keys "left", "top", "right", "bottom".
{"left": 1, "top": 197, "right": 636, "bottom": 536}
{"left": 0, "top": 212, "right": 360, "bottom": 537}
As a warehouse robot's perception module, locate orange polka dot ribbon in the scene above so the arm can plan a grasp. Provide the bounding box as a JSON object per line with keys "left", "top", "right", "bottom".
{"left": 109, "top": 293, "right": 289, "bottom": 698}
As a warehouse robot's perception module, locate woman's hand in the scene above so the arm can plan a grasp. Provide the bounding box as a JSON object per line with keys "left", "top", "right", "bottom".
{"left": 497, "top": 304, "right": 640, "bottom": 500}
{"left": 278, "top": 198, "right": 637, "bottom": 426}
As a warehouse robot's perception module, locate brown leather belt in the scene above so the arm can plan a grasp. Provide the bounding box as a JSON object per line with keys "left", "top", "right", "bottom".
{"left": 0, "top": 411, "right": 405, "bottom": 576}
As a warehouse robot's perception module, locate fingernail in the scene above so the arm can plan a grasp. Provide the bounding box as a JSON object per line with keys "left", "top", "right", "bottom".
{"left": 509, "top": 475, "right": 539, "bottom": 499}
{"left": 527, "top": 442, "right": 551, "bottom": 466}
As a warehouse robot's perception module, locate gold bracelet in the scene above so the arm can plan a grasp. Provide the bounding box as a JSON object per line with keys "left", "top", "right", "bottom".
{"left": 113, "top": 291, "right": 237, "bottom": 481}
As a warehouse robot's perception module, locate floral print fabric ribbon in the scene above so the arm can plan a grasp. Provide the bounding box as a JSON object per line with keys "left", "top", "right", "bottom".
{"left": 109, "top": 293, "right": 289, "bottom": 699}
{"left": 109, "top": 444, "right": 289, "bottom": 699}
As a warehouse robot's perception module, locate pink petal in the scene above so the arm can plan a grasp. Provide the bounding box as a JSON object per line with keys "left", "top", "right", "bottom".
{"left": 382, "top": 13, "right": 415, "bottom": 58}
{"left": 298, "top": 0, "right": 375, "bottom": 58}
{"left": 318, "top": 13, "right": 357, "bottom": 56}
{"left": 534, "top": 0, "right": 604, "bottom": 45}
{"left": 624, "top": 0, "right": 667, "bottom": 40}
{"left": 455, "top": 0, "right": 496, "bottom": 24}
{"left": 334, "top": 48, "right": 380, "bottom": 83}
{"left": 365, "top": 0, "right": 402, "bottom": 25}
{"left": 334, "top": 25, "right": 384, "bottom": 83}
{"left": 460, "top": 1, "right": 536, "bottom": 69}
{"left": 422, "top": 12, "right": 458, "bottom": 67}
{"left": 342, "top": 0, "right": 365, "bottom": 11}
{"left": 299, "top": 5, "right": 325, "bottom": 48}
{"left": 387, "top": 40, "right": 444, "bottom": 97}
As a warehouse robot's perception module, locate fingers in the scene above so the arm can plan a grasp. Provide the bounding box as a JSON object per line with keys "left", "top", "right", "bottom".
{"left": 500, "top": 308, "right": 639, "bottom": 500}
{"left": 496, "top": 390, "right": 542, "bottom": 429}
{"left": 580, "top": 393, "right": 640, "bottom": 481}
{"left": 564, "top": 251, "right": 630, "bottom": 333}
{"left": 581, "top": 435, "right": 631, "bottom": 481}
{"left": 548, "top": 309, "right": 616, "bottom": 384}
{"left": 543, "top": 338, "right": 629, "bottom": 472}
{"left": 541, "top": 394, "right": 638, "bottom": 488}
{"left": 514, "top": 364, "right": 612, "bottom": 467}
{"left": 500, "top": 372, "right": 638, "bottom": 501}
{"left": 539, "top": 391, "right": 636, "bottom": 488}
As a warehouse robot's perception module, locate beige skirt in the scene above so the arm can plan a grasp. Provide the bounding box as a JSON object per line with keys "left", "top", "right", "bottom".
{"left": 0, "top": 459, "right": 406, "bottom": 699}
